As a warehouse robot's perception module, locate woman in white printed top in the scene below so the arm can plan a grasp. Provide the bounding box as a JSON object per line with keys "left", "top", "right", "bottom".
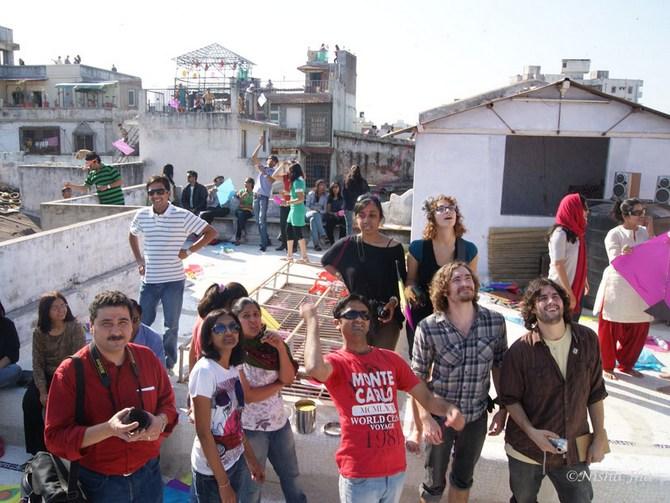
{"left": 232, "top": 297, "right": 306, "bottom": 503}
{"left": 189, "top": 309, "right": 264, "bottom": 503}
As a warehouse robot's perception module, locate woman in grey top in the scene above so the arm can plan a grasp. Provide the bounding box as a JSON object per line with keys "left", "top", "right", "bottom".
{"left": 22, "top": 291, "right": 85, "bottom": 454}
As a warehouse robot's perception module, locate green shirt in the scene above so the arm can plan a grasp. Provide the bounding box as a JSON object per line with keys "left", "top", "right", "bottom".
{"left": 288, "top": 177, "right": 306, "bottom": 227}
{"left": 84, "top": 164, "right": 125, "bottom": 205}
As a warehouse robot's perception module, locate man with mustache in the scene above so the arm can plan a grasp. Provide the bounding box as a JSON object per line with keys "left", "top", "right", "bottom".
{"left": 44, "top": 291, "right": 177, "bottom": 503}
{"left": 499, "top": 278, "right": 608, "bottom": 503}
{"left": 412, "top": 262, "right": 508, "bottom": 503}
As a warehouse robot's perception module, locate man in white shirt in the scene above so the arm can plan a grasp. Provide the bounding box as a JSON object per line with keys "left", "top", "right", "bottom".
{"left": 129, "top": 175, "right": 217, "bottom": 369}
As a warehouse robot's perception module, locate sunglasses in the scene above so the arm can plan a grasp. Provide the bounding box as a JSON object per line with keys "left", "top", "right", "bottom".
{"left": 212, "top": 322, "right": 241, "bottom": 335}
{"left": 435, "top": 205, "right": 457, "bottom": 214}
{"left": 147, "top": 188, "right": 167, "bottom": 196}
{"left": 337, "top": 309, "right": 371, "bottom": 321}
{"left": 629, "top": 209, "right": 646, "bottom": 216}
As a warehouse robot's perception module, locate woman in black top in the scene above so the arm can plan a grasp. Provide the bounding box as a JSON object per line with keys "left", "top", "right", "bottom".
{"left": 342, "top": 165, "right": 370, "bottom": 236}
{"left": 321, "top": 194, "right": 406, "bottom": 350}
{"left": 324, "top": 181, "right": 346, "bottom": 245}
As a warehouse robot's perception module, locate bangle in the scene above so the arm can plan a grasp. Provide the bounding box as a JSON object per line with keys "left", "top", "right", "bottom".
{"left": 218, "top": 481, "right": 230, "bottom": 488}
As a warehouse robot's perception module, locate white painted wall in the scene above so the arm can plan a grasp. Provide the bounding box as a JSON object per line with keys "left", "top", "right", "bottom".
{"left": 286, "top": 107, "right": 302, "bottom": 129}
{"left": 412, "top": 86, "right": 670, "bottom": 280}
{"left": 139, "top": 113, "right": 272, "bottom": 190}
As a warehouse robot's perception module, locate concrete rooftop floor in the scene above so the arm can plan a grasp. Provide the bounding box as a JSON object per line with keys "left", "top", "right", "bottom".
{"left": 2, "top": 242, "right": 670, "bottom": 502}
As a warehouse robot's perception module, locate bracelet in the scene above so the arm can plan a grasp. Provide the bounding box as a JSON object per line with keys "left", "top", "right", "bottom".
{"left": 218, "top": 481, "right": 230, "bottom": 488}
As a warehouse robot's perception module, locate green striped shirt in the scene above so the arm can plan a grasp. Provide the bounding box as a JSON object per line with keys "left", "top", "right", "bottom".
{"left": 84, "top": 164, "right": 125, "bottom": 205}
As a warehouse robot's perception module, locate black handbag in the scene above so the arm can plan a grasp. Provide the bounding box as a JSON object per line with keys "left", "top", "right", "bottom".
{"left": 21, "top": 356, "right": 87, "bottom": 502}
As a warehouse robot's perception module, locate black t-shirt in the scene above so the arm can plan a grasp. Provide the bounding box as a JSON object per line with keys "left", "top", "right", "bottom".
{"left": 0, "top": 317, "right": 20, "bottom": 363}
{"left": 321, "top": 236, "right": 407, "bottom": 323}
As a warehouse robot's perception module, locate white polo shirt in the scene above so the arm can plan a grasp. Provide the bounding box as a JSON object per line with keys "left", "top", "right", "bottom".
{"left": 130, "top": 203, "right": 208, "bottom": 284}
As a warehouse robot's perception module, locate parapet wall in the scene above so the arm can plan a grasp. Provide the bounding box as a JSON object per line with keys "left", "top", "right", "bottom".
{"left": 1, "top": 211, "right": 139, "bottom": 344}
{"left": 40, "top": 183, "right": 146, "bottom": 230}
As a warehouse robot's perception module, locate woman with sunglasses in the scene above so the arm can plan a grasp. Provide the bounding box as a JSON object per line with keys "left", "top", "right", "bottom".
{"left": 321, "top": 194, "right": 406, "bottom": 350}
{"left": 594, "top": 198, "right": 653, "bottom": 380}
{"left": 22, "top": 291, "right": 85, "bottom": 454}
{"left": 189, "top": 309, "right": 264, "bottom": 503}
{"left": 232, "top": 298, "right": 305, "bottom": 503}
{"left": 547, "top": 193, "right": 590, "bottom": 321}
{"left": 406, "top": 195, "right": 478, "bottom": 351}
{"left": 189, "top": 282, "right": 249, "bottom": 373}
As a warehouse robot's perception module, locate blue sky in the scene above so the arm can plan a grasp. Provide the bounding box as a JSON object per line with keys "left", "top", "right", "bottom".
{"left": 4, "top": 0, "right": 669, "bottom": 124}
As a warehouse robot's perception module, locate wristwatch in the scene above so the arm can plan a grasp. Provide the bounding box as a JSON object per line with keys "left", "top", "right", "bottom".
{"left": 185, "top": 249, "right": 192, "bottom": 256}
{"left": 106, "top": 184, "right": 111, "bottom": 190}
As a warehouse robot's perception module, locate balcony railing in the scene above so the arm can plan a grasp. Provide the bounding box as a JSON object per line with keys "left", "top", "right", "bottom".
{"left": 267, "top": 80, "right": 330, "bottom": 95}
{"left": 271, "top": 128, "right": 299, "bottom": 143}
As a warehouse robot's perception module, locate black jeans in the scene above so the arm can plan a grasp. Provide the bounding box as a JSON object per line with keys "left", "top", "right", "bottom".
{"left": 235, "top": 209, "right": 253, "bottom": 240}
{"left": 508, "top": 456, "right": 593, "bottom": 503}
{"left": 420, "top": 412, "right": 488, "bottom": 500}
{"left": 324, "top": 214, "right": 346, "bottom": 243}
{"left": 199, "top": 206, "right": 230, "bottom": 224}
{"left": 277, "top": 205, "right": 290, "bottom": 244}
{"left": 23, "top": 380, "right": 46, "bottom": 454}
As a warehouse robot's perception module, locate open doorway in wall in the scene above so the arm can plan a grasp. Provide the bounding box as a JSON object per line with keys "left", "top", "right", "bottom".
{"left": 500, "top": 136, "right": 609, "bottom": 216}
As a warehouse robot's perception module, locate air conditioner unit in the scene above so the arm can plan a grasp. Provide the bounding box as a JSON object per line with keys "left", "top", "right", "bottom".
{"left": 655, "top": 175, "right": 670, "bottom": 204}
{"left": 611, "top": 171, "right": 640, "bottom": 200}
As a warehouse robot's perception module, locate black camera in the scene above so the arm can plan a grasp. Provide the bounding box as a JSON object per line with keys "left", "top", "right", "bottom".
{"left": 376, "top": 304, "right": 389, "bottom": 319}
{"left": 123, "top": 407, "right": 151, "bottom": 432}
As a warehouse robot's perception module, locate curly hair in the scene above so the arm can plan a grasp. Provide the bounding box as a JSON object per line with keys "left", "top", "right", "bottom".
{"left": 430, "top": 261, "right": 480, "bottom": 313}
{"left": 422, "top": 195, "right": 466, "bottom": 240}
{"left": 520, "top": 277, "right": 572, "bottom": 330}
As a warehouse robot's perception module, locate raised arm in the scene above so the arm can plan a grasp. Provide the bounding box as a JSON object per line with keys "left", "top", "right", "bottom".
{"left": 251, "top": 135, "right": 264, "bottom": 171}
{"left": 300, "top": 304, "right": 333, "bottom": 382}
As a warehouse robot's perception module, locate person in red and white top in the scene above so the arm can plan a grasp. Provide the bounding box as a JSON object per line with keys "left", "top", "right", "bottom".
{"left": 45, "top": 291, "right": 178, "bottom": 503}
{"left": 300, "top": 295, "right": 464, "bottom": 503}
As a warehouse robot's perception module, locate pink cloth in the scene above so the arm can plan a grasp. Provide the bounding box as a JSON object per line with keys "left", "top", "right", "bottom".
{"left": 612, "top": 233, "right": 670, "bottom": 308}
{"left": 112, "top": 139, "right": 135, "bottom": 155}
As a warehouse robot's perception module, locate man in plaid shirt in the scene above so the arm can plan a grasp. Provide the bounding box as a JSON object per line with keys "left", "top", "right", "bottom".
{"left": 412, "top": 262, "right": 508, "bottom": 503}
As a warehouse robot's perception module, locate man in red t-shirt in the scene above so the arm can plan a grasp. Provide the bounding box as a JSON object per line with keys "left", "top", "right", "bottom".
{"left": 45, "top": 291, "right": 177, "bottom": 503}
{"left": 301, "top": 295, "right": 464, "bottom": 503}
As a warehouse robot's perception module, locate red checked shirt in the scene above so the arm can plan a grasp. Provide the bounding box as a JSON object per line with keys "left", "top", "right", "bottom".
{"left": 45, "top": 343, "right": 178, "bottom": 476}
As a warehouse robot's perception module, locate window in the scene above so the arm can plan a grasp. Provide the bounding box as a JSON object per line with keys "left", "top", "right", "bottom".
{"left": 241, "top": 130, "right": 247, "bottom": 158}
{"left": 128, "top": 89, "right": 136, "bottom": 107}
{"left": 74, "top": 134, "right": 94, "bottom": 151}
{"left": 628, "top": 86, "right": 633, "bottom": 94}
{"left": 270, "top": 104, "right": 280, "bottom": 124}
{"left": 305, "top": 154, "right": 331, "bottom": 185}
{"left": 611, "top": 86, "right": 616, "bottom": 93}
{"left": 20, "top": 127, "right": 61, "bottom": 154}
{"left": 500, "top": 136, "right": 608, "bottom": 216}
{"left": 305, "top": 104, "right": 331, "bottom": 142}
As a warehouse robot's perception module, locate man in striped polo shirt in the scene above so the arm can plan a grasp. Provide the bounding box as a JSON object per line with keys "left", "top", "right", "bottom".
{"left": 128, "top": 175, "right": 217, "bottom": 369}
{"left": 65, "top": 152, "right": 125, "bottom": 205}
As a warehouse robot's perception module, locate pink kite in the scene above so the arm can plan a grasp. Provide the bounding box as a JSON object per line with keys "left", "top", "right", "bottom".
{"left": 112, "top": 139, "right": 135, "bottom": 155}
{"left": 612, "top": 233, "right": 670, "bottom": 320}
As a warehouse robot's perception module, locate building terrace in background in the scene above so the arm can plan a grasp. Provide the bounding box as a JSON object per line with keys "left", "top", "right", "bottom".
{"left": 511, "top": 59, "right": 643, "bottom": 103}
{"left": 0, "top": 25, "right": 142, "bottom": 156}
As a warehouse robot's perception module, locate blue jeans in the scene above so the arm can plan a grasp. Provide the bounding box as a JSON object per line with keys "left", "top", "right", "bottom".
{"left": 338, "top": 472, "right": 406, "bottom": 503}
{"left": 243, "top": 421, "right": 306, "bottom": 503}
{"left": 191, "top": 455, "right": 251, "bottom": 502}
{"left": 344, "top": 210, "right": 354, "bottom": 236}
{"left": 0, "top": 363, "right": 21, "bottom": 388}
{"left": 508, "top": 456, "right": 593, "bottom": 503}
{"left": 78, "top": 457, "right": 162, "bottom": 503}
{"left": 139, "top": 279, "right": 185, "bottom": 368}
{"left": 253, "top": 195, "right": 269, "bottom": 248}
{"left": 306, "top": 212, "right": 326, "bottom": 247}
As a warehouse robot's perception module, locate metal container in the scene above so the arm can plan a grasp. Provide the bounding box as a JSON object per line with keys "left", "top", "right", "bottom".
{"left": 294, "top": 399, "right": 317, "bottom": 434}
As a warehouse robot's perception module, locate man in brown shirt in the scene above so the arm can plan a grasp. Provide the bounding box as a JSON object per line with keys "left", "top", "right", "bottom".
{"left": 500, "top": 277, "right": 608, "bottom": 503}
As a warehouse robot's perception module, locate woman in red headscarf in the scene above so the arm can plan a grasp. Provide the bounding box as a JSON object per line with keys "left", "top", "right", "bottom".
{"left": 547, "top": 193, "right": 589, "bottom": 321}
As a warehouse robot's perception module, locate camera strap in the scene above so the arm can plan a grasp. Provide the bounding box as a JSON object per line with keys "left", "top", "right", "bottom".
{"left": 90, "top": 343, "right": 145, "bottom": 411}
